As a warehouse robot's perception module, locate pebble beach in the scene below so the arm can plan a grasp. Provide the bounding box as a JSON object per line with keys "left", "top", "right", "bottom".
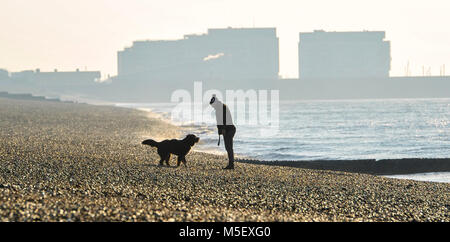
{"left": 0, "top": 98, "right": 448, "bottom": 222}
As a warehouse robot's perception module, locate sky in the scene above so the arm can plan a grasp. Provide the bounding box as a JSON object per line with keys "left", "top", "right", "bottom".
{"left": 1, "top": 0, "right": 449, "bottom": 79}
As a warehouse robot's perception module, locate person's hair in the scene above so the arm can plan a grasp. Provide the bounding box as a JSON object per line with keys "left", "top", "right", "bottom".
{"left": 210, "top": 94, "right": 216, "bottom": 105}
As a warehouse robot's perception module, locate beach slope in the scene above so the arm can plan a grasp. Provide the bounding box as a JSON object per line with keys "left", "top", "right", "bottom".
{"left": 0, "top": 98, "right": 448, "bottom": 221}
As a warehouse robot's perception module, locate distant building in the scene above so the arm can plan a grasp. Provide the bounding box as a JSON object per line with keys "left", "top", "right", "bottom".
{"left": 298, "top": 30, "right": 391, "bottom": 79}
{"left": 11, "top": 69, "right": 101, "bottom": 85}
{"left": 118, "top": 27, "right": 279, "bottom": 81}
{"left": 10, "top": 70, "right": 35, "bottom": 82}
{"left": 0, "top": 69, "right": 9, "bottom": 80}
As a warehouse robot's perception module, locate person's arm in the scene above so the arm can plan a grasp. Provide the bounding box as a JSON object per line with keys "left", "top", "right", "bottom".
{"left": 216, "top": 103, "right": 227, "bottom": 135}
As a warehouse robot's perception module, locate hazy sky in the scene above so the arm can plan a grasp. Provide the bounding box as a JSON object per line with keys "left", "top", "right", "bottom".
{"left": 1, "top": 0, "right": 449, "bottom": 78}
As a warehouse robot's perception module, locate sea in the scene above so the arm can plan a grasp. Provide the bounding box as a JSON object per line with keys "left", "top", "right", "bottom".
{"left": 116, "top": 98, "right": 450, "bottom": 183}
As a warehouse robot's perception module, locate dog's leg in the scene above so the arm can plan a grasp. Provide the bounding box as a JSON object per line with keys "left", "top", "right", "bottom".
{"left": 181, "top": 156, "right": 187, "bottom": 167}
{"left": 177, "top": 156, "right": 182, "bottom": 167}
{"left": 158, "top": 152, "right": 167, "bottom": 166}
{"left": 165, "top": 154, "right": 171, "bottom": 166}
{"left": 158, "top": 149, "right": 166, "bottom": 166}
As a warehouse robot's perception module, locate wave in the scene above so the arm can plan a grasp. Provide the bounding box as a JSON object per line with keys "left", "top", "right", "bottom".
{"left": 385, "top": 172, "right": 450, "bottom": 183}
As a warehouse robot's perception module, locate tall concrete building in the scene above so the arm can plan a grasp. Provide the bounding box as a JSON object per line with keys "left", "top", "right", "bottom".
{"left": 118, "top": 27, "right": 279, "bottom": 81}
{"left": 298, "top": 30, "right": 391, "bottom": 79}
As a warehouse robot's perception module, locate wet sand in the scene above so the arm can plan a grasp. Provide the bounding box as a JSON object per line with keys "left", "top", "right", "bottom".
{"left": 0, "top": 98, "right": 449, "bottom": 221}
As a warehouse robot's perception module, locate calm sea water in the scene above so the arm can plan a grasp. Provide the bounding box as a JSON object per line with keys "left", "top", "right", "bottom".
{"left": 117, "top": 98, "right": 450, "bottom": 182}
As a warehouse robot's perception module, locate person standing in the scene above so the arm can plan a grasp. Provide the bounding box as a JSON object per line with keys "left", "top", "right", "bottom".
{"left": 210, "top": 95, "right": 236, "bottom": 169}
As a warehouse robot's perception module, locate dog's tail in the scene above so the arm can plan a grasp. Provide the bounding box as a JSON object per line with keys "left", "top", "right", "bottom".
{"left": 142, "top": 139, "right": 159, "bottom": 147}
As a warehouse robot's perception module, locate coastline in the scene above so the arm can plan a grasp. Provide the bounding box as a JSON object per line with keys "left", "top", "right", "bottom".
{"left": 115, "top": 101, "right": 450, "bottom": 178}
{"left": 0, "top": 97, "right": 449, "bottom": 221}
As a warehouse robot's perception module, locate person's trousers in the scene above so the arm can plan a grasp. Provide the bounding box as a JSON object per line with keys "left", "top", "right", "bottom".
{"left": 223, "top": 126, "right": 236, "bottom": 166}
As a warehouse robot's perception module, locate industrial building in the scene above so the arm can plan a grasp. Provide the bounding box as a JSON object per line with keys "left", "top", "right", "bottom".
{"left": 298, "top": 30, "right": 391, "bottom": 79}
{"left": 117, "top": 27, "right": 280, "bottom": 81}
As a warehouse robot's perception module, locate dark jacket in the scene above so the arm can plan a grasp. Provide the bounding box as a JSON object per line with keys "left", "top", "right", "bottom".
{"left": 211, "top": 99, "right": 235, "bottom": 135}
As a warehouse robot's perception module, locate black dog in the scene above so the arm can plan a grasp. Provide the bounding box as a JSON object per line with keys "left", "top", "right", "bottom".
{"left": 142, "top": 134, "right": 199, "bottom": 167}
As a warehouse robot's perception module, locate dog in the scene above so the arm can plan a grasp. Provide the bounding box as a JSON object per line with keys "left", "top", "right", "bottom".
{"left": 142, "top": 134, "right": 199, "bottom": 167}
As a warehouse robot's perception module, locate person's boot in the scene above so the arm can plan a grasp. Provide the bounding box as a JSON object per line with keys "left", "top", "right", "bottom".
{"left": 223, "top": 162, "right": 234, "bottom": 170}
{"left": 224, "top": 148, "right": 234, "bottom": 169}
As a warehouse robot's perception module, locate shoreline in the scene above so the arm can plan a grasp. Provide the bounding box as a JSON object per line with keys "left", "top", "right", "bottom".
{"left": 6, "top": 93, "right": 448, "bottom": 178}
{"left": 1, "top": 97, "right": 449, "bottom": 221}
{"left": 113, "top": 100, "right": 450, "bottom": 178}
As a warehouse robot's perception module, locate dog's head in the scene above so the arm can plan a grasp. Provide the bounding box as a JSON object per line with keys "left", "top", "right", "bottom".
{"left": 185, "top": 134, "right": 200, "bottom": 147}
